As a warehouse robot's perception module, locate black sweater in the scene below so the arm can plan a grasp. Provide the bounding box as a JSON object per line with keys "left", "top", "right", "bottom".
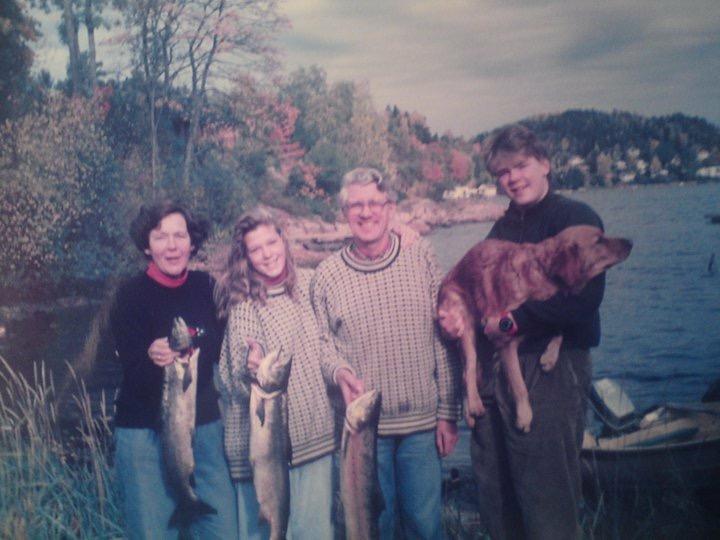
{"left": 110, "top": 270, "right": 222, "bottom": 429}
{"left": 487, "top": 192, "right": 605, "bottom": 353}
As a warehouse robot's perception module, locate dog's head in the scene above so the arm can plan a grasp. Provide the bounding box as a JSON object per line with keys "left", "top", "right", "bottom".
{"left": 549, "top": 225, "right": 632, "bottom": 294}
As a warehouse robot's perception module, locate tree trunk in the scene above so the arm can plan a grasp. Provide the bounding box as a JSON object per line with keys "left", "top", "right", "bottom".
{"left": 182, "top": 93, "right": 201, "bottom": 188}
{"left": 63, "top": 0, "right": 81, "bottom": 94}
{"left": 84, "top": 0, "right": 97, "bottom": 90}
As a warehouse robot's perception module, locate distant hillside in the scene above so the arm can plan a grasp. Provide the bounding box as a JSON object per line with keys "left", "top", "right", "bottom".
{"left": 474, "top": 110, "right": 720, "bottom": 189}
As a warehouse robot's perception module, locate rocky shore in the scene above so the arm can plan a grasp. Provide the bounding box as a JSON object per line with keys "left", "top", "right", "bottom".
{"left": 0, "top": 196, "right": 506, "bottom": 318}
{"left": 280, "top": 196, "right": 506, "bottom": 267}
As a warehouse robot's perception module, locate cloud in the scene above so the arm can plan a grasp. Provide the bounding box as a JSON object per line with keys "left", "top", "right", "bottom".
{"left": 277, "top": 0, "right": 720, "bottom": 135}
{"left": 28, "top": 0, "right": 720, "bottom": 136}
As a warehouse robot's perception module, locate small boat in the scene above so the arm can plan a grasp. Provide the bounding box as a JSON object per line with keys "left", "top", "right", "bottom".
{"left": 581, "top": 378, "right": 720, "bottom": 490}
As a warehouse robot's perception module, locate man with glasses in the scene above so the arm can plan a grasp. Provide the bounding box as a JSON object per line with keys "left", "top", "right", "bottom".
{"left": 310, "top": 167, "right": 461, "bottom": 539}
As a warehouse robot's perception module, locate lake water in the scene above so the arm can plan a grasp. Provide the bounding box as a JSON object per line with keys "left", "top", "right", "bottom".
{"left": 428, "top": 182, "right": 720, "bottom": 410}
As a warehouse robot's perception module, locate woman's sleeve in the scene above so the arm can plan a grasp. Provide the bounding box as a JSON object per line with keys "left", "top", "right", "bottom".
{"left": 109, "top": 284, "right": 158, "bottom": 396}
{"left": 217, "top": 301, "right": 266, "bottom": 404}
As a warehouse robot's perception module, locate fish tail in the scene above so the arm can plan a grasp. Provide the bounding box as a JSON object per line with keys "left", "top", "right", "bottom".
{"left": 168, "top": 499, "right": 217, "bottom": 529}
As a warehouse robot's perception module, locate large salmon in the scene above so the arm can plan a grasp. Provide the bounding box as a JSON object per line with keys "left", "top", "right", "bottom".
{"left": 250, "top": 349, "right": 292, "bottom": 540}
{"left": 161, "top": 316, "right": 216, "bottom": 529}
{"left": 340, "top": 389, "right": 383, "bottom": 540}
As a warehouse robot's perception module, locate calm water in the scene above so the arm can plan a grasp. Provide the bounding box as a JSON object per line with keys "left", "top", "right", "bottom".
{"left": 429, "top": 182, "right": 720, "bottom": 410}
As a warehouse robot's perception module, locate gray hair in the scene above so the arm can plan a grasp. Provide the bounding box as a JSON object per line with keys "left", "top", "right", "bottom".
{"left": 337, "top": 167, "right": 397, "bottom": 208}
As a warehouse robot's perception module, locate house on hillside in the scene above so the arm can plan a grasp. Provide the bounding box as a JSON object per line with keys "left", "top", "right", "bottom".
{"left": 442, "top": 183, "right": 497, "bottom": 200}
{"left": 697, "top": 165, "right": 720, "bottom": 178}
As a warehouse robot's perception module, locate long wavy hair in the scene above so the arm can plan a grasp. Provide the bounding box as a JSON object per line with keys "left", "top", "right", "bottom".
{"left": 215, "top": 206, "right": 297, "bottom": 319}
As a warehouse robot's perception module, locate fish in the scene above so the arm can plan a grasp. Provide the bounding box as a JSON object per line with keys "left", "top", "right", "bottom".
{"left": 161, "top": 316, "right": 216, "bottom": 530}
{"left": 340, "top": 389, "right": 384, "bottom": 540}
{"left": 249, "top": 349, "right": 292, "bottom": 540}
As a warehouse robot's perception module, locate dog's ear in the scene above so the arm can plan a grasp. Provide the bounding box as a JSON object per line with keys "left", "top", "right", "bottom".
{"left": 549, "top": 242, "right": 586, "bottom": 292}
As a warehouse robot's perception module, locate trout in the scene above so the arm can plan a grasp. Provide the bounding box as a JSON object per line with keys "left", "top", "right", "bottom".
{"left": 340, "top": 389, "right": 383, "bottom": 540}
{"left": 161, "top": 316, "right": 216, "bottom": 529}
{"left": 250, "top": 349, "right": 292, "bottom": 540}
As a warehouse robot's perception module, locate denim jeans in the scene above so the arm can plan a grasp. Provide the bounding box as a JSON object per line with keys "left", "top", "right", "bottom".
{"left": 288, "top": 454, "right": 334, "bottom": 539}
{"left": 236, "top": 480, "right": 269, "bottom": 540}
{"left": 377, "top": 430, "right": 443, "bottom": 540}
{"left": 115, "top": 420, "right": 238, "bottom": 540}
{"left": 235, "top": 454, "right": 334, "bottom": 540}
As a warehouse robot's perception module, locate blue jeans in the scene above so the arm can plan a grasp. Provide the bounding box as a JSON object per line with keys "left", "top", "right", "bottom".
{"left": 115, "top": 421, "right": 238, "bottom": 540}
{"left": 288, "top": 455, "right": 334, "bottom": 539}
{"left": 235, "top": 454, "right": 334, "bottom": 540}
{"left": 377, "top": 430, "right": 443, "bottom": 540}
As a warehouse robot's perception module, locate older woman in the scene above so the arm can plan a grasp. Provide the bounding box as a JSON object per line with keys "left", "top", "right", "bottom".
{"left": 214, "top": 207, "right": 347, "bottom": 540}
{"left": 110, "top": 201, "right": 237, "bottom": 539}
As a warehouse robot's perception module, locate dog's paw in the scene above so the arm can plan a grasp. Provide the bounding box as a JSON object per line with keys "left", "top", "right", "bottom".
{"left": 464, "top": 394, "right": 486, "bottom": 428}
{"left": 539, "top": 347, "right": 559, "bottom": 372}
{"left": 539, "top": 336, "right": 562, "bottom": 372}
{"left": 466, "top": 394, "right": 486, "bottom": 418}
{"left": 515, "top": 400, "right": 533, "bottom": 433}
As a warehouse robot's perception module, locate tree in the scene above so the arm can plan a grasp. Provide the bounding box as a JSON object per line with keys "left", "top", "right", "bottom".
{"left": 0, "top": 92, "right": 126, "bottom": 288}
{"left": 119, "top": 0, "right": 287, "bottom": 189}
{"left": 121, "top": 0, "right": 188, "bottom": 188}
{"left": 61, "top": 0, "right": 82, "bottom": 94}
{"left": 0, "top": 0, "right": 38, "bottom": 120}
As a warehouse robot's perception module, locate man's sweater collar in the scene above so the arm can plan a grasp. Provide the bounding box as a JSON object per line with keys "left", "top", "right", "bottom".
{"left": 341, "top": 232, "right": 401, "bottom": 272}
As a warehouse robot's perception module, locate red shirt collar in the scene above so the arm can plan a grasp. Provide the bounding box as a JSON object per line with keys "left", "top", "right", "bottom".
{"left": 146, "top": 261, "right": 189, "bottom": 288}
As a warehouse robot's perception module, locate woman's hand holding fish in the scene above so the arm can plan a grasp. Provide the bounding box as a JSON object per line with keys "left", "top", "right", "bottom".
{"left": 148, "top": 338, "right": 175, "bottom": 367}
{"left": 245, "top": 338, "right": 264, "bottom": 376}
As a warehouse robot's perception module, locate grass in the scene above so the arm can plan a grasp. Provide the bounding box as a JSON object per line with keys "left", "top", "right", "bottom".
{"left": 441, "top": 467, "right": 720, "bottom": 539}
{"left": 0, "top": 355, "right": 123, "bottom": 539}
{"left": 2, "top": 352, "right": 718, "bottom": 539}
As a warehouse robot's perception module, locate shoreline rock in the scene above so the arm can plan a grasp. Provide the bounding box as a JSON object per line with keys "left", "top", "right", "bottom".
{"left": 0, "top": 196, "right": 506, "bottom": 313}
{"left": 285, "top": 196, "right": 505, "bottom": 267}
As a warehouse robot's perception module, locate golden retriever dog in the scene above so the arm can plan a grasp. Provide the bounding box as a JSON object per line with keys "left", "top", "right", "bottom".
{"left": 437, "top": 225, "right": 632, "bottom": 432}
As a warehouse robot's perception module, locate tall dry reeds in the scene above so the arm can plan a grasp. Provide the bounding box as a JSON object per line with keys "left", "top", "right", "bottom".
{"left": 0, "top": 355, "right": 123, "bottom": 538}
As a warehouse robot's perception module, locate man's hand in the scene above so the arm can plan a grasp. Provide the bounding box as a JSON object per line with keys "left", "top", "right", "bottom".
{"left": 336, "top": 368, "right": 365, "bottom": 406}
{"left": 482, "top": 313, "right": 517, "bottom": 346}
{"left": 148, "top": 337, "right": 175, "bottom": 367}
{"left": 436, "top": 419, "right": 459, "bottom": 457}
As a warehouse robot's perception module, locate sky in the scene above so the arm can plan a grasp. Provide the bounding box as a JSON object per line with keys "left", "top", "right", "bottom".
{"left": 31, "top": 0, "right": 720, "bottom": 138}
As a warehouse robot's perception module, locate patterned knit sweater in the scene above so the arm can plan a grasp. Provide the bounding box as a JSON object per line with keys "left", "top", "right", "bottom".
{"left": 217, "top": 269, "right": 338, "bottom": 481}
{"left": 310, "top": 233, "right": 462, "bottom": 436}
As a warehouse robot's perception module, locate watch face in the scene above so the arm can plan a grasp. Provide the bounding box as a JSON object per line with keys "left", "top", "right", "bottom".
{"left": 499, "top": 317, "right": 514, "bottom": 333}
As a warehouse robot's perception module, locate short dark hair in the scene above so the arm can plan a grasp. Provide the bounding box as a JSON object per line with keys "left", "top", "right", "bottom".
{"left": 129, "top": 200, "right": 209, "bottom": 257}
{"left": 485, "top": 124, "right": 550, "bottom": 176}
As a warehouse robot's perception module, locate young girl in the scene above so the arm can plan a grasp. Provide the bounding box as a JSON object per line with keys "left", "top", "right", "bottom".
{"left": 215, "top": 207, "right": 354, "bottom": 539}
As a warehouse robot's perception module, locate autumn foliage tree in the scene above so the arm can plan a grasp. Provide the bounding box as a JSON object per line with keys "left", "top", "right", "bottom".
{"left": 120, "top": 0, "right": 287, "bottom": 191}
{"left": 0, "top": 0, "right": 38, "bottom": 120}
{"left": 0, "top": 92, "right": 126, "bottom": 291}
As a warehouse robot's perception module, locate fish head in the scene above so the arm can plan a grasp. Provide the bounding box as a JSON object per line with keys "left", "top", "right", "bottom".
{"left": 345, "top": 389, "right": 382, "bottom": 432}
{"left": 255, "top": 349, "right": 292, "bottom": 392}
{"left": 169, "top": 316, "right": 192, "bottom": 352}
